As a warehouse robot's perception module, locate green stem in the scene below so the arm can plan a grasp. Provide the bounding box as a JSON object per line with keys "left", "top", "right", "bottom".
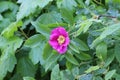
{"left": 19, "top": 28, "right": 28, "bottom": 39}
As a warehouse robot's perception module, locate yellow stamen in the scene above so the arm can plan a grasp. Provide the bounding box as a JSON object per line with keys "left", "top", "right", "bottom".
{"left": 57, "top": 35, "right": 65, "bottom": 45}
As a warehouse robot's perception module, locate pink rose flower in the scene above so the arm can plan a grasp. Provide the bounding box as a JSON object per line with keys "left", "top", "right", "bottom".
{"left": 49, "top": 27, "right": 70, "bottom": 54}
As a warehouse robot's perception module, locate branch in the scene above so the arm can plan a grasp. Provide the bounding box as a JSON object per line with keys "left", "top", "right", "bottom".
{"left": 19, "top": 28, "right": 28, "bottom": 39}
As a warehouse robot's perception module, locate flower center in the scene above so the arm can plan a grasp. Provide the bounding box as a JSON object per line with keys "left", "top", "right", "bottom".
{"left": 57, "top": 35, "right": 65, "bottom": 45}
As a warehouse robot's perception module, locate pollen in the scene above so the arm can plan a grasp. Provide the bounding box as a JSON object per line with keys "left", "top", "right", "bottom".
{"left": 57, "top": 35, "right": 65, "bottom": 45}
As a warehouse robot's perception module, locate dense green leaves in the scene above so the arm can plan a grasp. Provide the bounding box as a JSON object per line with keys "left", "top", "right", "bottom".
{"left": 65, "top": 52, "right": 79, "bottom": 65}
{"left": 17, "top": 56, "right": 37, "bottom": 77}
{"left": 24, "top": 34, "right": 46, "bottom": 64}
{"left": 0, "top": 0, "right": 119, "bottom": 80}
{"left": 1, "top": 20, "right": 23, "bottom": 38}
{"left": 0, "top": 1, "right": 18, "bottom": 13}
{"left": 43, "top": 51, "right": 60, "bottom": 71}
{"left": 59, "top": 0, "right": 77, "bottom": 11}
{"left": 0, "top": 36, "right": 23, "bottom": 80}
{"left": 59, "top": 0, "right": 77, "bottom": 25}
{"left": 75, "top": 19, "right": 93, "bottom": 37}
{"left": 60, "top": 8, "right": 74, "bottom": 25}
{"left": 60, "top": 70, "right": 74, "bottom": 80}
{"left": 24, "top": 34, "right": 45, "bottom": 47}
{"left": 51, "top": 64, "right": 60, "bottom": 80}
{"left": 17, "top": 0, "right": 53, "bottom": 20}
{"left": 0, "top": 48, "right": 16, "bottom": 80}
{"left": 71, "top": 38, "right": 89, "bottom": 51}
{"left": 31, "top": 11, "right": 63, "bottom": 38}
{"left": 100, "top": 23, "right": 120, "bottom": 39}
{"left": 35, "top": 11, "right": 62, "bottom": 25}
{"left": 31, "top": 21, "right": 50, "bottom": 38}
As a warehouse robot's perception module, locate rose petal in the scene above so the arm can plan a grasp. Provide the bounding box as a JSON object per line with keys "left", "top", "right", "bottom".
{"left": 50, "top": 33, "right": 59, "bottom": 40}
{"left": 57, "top": 46, "right": 67, "bottom": 54}
{"left": 49, "top": 40, "right": 58, "bottom": 46}
{"left": 58, "top": 27, "right": 68, "bottom": 37}
{"left": 51, "top": 27, "right": 60, "bottom": 34}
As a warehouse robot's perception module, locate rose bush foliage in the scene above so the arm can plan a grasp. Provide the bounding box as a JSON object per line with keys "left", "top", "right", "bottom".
{"left": 0, "top": 0, "right": 120, "bottom": 80}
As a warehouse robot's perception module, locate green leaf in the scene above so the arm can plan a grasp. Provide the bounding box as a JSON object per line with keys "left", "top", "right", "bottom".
{"left": 113, "top": 0, "right": 120, "bottom": 3}
{"left": 66, "top": 60, "right": 74, "bottom": 70}
{"left": 105, "top": 70, "right": 116, "bottom": 80}
{"left": 76, "top": 0, "right": 85, "bottom": 7}
{"left": 96, "top": 42, "right": 107, "bottom": 60}
{"left": 93, "top": 76, "right": 103, "bottom": 80}
{"left": 47, "top": 23, "right": 68, "bottom": 28}
{"left": 71, "top": 38, "right": 89, "bottom": 51}
{"left": 104, "top": 49, "right": 115, "bottom": 67}
{"left": 65, "top": 52, "right": 79, "bottom": 65}
{"left": 59, "top": 0, "right": 77, "bottom": 25}
{"left": 75, "top": 19, "right": 93, "bottom": 37}
{"left": 115, "top": 43, "right": 120, "bottom": 63}
{"left": 43, "top": 43, "right": 52, "bottom": 60}
{"left": 113, "top": 73, "right": 120, "bottom": 80}
{"left": 94, "top": 68, "right": 107, "bottom": 76}
{"left": 0, "top": 36, "right": 23, "bottom": 51}
{"left": 0, "top": 47, "right": 17, "bottom": 80}
{"left": 60, "top": 8, "right": 74, "bottom": 25}
{"left": 0, "top": 14, "right": 3, "bottom": 20}
{"left": 91, "top": 37, "right": 102, "bottom": 48}
{"left": 29, "top": 46, "right": 45, "bottom": 65}
{"left": 3, "top": 11, "right": 16, "bottom": 21}
{"left": 0, "top": 18, "right": 11, "bottom": 33}
{"left": 72, "top": 67, "right": 79, "bottom": 77}
{"left": 100, "top": 23, "right": 120, "bottom": 39}
{"left": 0, "top": 36, "right": 23, "bottom": 80}
{"left": 44, "top": 51, "right": 60, "bottom": 71}
{"left": 60, "top": 0, "right": 77, "bottom": 11}
{"left": 1, "top": 20, "right": 23, "bottom": 38}
{"left": 31, "top": 11, "right": 63, "bottom": 38}
{"left": 51, "top": 64, "right": 61, "bottom": 80}
{"left": 17, "top": 56, "right": 37, "bottom": 77}
{"left": 69, "top": 44, "right": 80, "bottom": 53}
{"left": 10, "top": 73, "right": 22, "bottom": 80}
{"left": 17, "top": 0, "right": 53, "bottom": 20}
{"left": 23, "top": 77, "right": 35, "bottom": 80}
{"left": 85, "top": 66, "right": 100, "bottom": 73}
{"left": 75, "top": 52, "right": 92, "bottom": 60}
{"left": 78, "top": 74, "right": 93, "bottom": 80}
{"left": 60, "top": 70, "right": 74, "bottom": 80}
{"left": 35, "top": 11, "right": 62, "bottom": 25}
{"left": 0, "top": 1, "right": 18, "bottom": 13}
{"left": 24, "top": 34, "right": 46, "bottom": 48}
{"left": 31, "top": 22, "right": 50, "bottom": 38}
{"left": 56, "top": 0, "right": 62, "bottom": 8}
{"left": 24, "top": 34, "right": 46, "bottom": 65}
